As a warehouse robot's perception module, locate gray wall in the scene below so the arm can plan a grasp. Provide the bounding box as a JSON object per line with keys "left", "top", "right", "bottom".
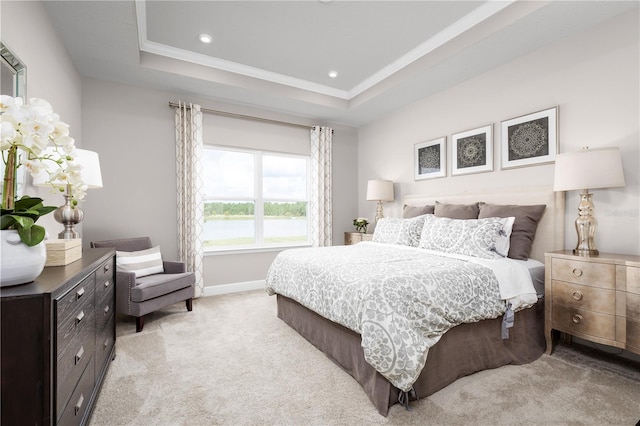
{"left": 80, "top": 78, "right": 358, "bottom": 288}
{"left": 357, "top": 10, "right": 640, "bottom": 256}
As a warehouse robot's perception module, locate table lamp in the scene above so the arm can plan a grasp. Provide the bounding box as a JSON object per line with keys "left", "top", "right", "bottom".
{"left": 366, "top": 179, "right": 394, "bottom": 223}
{"left": 553, "top": 146, "right": 625, "bottom": 256}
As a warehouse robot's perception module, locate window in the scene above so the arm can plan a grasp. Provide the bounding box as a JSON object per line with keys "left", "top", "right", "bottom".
{"left": 204, "top": 146, "right": 309, "bottom": 251}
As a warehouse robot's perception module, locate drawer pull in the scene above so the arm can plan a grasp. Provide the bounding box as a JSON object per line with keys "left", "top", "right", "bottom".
{"left": 104, "top": 338, "right": 110, "bottom": 350}
{"left": 104, "top": 305, "right": 110, "bottom": 315}
{"left": 572, "top": 314, "right": 583, "bottom": 324}
{"left": 571, "top": 291, "right": 583, "bottom": 301}
{"left": 572, "top": 268, "right": 583, "bottom": 278}
{"left": 75, "top": 394, "right": 84, "bottom": 416}
{"left": 104, "top": 280, "right": 110, "bottom": 288}
{"left": 104, "top": 264, "right": 110, "bottom": 273}
{"left": 75, "top": 346, "right": 84, "bottom": 364}
{"left": 76, "top": 310, "right": 85, "bottom": 324}
{"left": 76, "top": 287, "right": 85, "bottom": 300}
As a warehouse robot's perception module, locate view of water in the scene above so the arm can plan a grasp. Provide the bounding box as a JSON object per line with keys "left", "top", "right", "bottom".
{"left": 204, "top": 218, "right": 308, "bottom": 241}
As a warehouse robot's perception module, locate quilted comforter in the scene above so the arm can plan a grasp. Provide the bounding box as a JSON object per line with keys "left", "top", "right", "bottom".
{"left": 265, "top": 242, "right": 537, "bottom": 391}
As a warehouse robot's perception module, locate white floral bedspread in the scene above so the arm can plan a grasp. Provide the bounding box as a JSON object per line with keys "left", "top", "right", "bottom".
{"left": 265, "top": 242, "right": 537, "bottom": 391}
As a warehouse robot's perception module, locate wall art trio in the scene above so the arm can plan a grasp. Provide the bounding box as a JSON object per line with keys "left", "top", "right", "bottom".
{"left": 414, "top": 106, "right": 557, "bottom": 181}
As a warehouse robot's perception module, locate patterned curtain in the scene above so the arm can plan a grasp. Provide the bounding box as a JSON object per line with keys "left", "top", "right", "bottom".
{"left": 310, "top": 126, "right": 333, "bottom": 247}
{"left": 174, "top": 102, "right": 204, "bottom": 297}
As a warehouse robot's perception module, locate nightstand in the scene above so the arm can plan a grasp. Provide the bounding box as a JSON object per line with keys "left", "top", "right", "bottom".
{"left": 544, "top": 250, "right": 640, "bottom": 356}
{"left": 344, "top": 232, "right": 373, "bottom": 245}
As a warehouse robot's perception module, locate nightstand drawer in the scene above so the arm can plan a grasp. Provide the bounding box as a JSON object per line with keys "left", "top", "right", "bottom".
{"left": 552, "top": 306, "right": 615, "bottom": 341}
{"left": 551, "top": 258, "right": 615, "bottom": 288}
{"left": 551, "top": 280, "right": 615, "bottom": 315}
{"left": 626, "top": 292, "right": 640, "bottom": 321}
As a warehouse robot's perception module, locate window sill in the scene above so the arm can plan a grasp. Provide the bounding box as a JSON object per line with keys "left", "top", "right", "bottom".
{"left": 204, "top": 244, "right": 312, "bottom": 256}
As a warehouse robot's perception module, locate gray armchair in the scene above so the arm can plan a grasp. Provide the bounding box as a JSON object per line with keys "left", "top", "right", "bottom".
{"left": 90, "top": 237, "right": 195, "bottom": 332}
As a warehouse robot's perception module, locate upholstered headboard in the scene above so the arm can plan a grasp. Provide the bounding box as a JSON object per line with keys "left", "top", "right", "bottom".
{"left": 403, "top": 186, "right": 565, "bottom": 263}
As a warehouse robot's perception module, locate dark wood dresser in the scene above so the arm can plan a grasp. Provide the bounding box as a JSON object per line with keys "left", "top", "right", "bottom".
{"left": 1, "top": 248, "right": 116, "bottom": 425}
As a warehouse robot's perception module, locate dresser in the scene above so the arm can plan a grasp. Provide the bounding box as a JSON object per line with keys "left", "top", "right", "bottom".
{"left": 544, "top": 250, "right": 640, "bottom": 356}
{"left": 344, "top": 232, "right": 373, "bottom": 245}
{"left": 1, "top": 248, "right": 116, "bottom": 426}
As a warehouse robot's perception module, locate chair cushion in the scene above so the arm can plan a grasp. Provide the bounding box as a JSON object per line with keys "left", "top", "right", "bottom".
{"left": 130, "top": 272, "right": 195, "bottom": 302}
{"left": 116, "top": 246, "right": 164, "bottom": 278}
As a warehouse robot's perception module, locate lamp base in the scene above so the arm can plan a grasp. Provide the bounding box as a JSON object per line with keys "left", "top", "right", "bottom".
{"left": 375, "top": 201, "right": 385, "bottom": 224}
{"left": 53, "top": 190, "right": 84, "bottom": 240}
{"left": 573, "top": 191, "right": 598, "bottom": 257}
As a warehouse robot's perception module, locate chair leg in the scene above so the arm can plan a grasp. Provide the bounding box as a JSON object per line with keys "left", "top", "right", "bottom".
{"left": 136, "top": 316, "right": 144, "bottom": 333}
{"left": 186, "top": 298, "right": 193, "bottom": 312}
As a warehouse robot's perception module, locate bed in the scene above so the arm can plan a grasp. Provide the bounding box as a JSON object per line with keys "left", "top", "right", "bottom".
{"left": 266, "top": 186, "right": 565, "bottom": 416}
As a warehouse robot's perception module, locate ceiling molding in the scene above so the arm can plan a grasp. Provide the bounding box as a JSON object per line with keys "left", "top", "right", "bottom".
{"left": 134, "top": 0, "right": 514, "bottom": 102}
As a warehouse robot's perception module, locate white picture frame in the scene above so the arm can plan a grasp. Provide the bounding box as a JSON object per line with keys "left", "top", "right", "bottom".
{"left": 451, "top": 124, "right": 493, "bottom": 176}
{"left": 414, "top": 137, "right": 446, "bottom": 180}
{"left": 501, "top": 106, "right": 558, "bottom": 169}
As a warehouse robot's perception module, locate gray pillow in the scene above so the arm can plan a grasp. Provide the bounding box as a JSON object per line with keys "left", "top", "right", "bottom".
{"left": 434, "top": 201, "right": 479, "bottom": 219}
{"left": 403, "top": 204, "right": 435, "bottom": 218}
{"left": 478, "top": 203, "right": 546, "bottom": 260}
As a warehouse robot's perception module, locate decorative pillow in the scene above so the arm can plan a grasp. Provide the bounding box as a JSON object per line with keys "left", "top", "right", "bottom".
{"left": 372, "top": 215, "right": 428, "bottom": 247}
{"left": 478, "top": 203, "right": 546, "bottom": 260}
{"left": 403, "top": 204, "right": 435, "bottom": 218}
{"left": 434, "top": 201, "right": 480, "bottom": 219}
{"left": 116, "top": 246, "right": 164, "bottom": 278}
{"left": 418, "top": 215, "right": 515, "bottom": 259}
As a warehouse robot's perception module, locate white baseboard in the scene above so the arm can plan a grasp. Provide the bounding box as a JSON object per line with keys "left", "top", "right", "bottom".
{"left": 201, "top": 280, "right": 265, "bottom": 297}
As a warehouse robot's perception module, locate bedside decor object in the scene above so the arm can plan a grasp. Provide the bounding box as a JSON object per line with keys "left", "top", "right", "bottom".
{"left": 1, "top": 96, "right": 83, "bottom": 286}
{"left": 451, "top": 125, "right": 493, "bottom": 176}
{"left": 44, "top": 238, "right": 82, "bottom": 266}
{"left": 33, "top": 148, "right": 103, "bottom": 239}
{"left": 553, "top": 146, "right": 625, "bottom": 256}
{"left": 353, "top": 217, "right": 369, "bottom": 233}
{"left": 414, "top": 137, "right": 446, "bottom": 180}
{"left": 366, "top": 179, "right": 394, "bottom": 224}
{"left": 501, "top": 106, "right": 558, "bottom": 169}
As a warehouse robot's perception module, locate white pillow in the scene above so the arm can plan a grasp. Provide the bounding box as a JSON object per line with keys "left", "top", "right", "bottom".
{"left": 116, "top": 246, "right": 164, "bottom": 278}
{"left": 372, "top": 215, "right": 429, "bottom": 247}
{"left": 418, "top": 215, "right": 515, "bottom": 259}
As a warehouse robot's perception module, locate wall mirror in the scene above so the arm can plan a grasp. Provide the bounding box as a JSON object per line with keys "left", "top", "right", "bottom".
{"left": 1, "top": 41, "right": 27, "bottom": 100}
{"left": 1, "top": 41, "right": 27, "bottom": 201}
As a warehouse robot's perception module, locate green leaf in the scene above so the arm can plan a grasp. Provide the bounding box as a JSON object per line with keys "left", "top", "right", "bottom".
{"left": 0, "top": 215, "right": 16, "bottom": 230}
{"left": 8, "top": 215, "right": 34, "bottom": 229}
{"left": 14, "top": 196, "right": 45, "bottom": 211}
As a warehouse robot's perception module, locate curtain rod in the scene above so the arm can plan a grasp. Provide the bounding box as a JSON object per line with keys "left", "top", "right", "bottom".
{"left": 169, "top": 102, "right": 313, "bottom": 130}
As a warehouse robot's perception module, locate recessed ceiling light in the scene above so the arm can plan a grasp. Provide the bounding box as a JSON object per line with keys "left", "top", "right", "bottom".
{"left": 328, "top": 70, "right": 338, "bottom": 78}
{"left": 199, "top": 34, "right": 212, "bottom": 44}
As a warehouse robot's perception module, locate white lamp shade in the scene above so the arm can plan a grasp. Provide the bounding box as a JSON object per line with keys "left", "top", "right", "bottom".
{"left": 366, "top": 179, "right": 394, "bottom": 201}
{"left": 32, "top": 148, "right": 103, "bottom": 188}
{"left": 553, "top": 147, "right": 625, "bottom": 192}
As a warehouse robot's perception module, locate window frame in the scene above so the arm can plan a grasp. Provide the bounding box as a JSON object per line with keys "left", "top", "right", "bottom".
{"left": 203, "top": 145, "right": 311, "bottom": 254}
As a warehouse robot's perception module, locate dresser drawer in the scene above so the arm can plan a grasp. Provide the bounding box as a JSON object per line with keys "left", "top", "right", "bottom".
{"left": 551, "top": 258, "right": 615, "bottom": 288}
{"left": 95, "top": 316, "right": 115, "bottom": 379}
{"left": 58, "top": 356, "right": 95, "bottom": 426}
{"left": 95, "top": 288, "right": 114, "bottom": 333}
{"left": 57, "top": 294, "right": 96, "bottom": 354}
{"left": 95, "top": 260, "right": 114, "bottom": 303}
{"left": 551, "top": 280, "right": 615, "bottom": 315}
{"left": 57, "top": 276, "right": 96, "bottom": 324}
{"left": 57, "top": 311, "right": 96, "bottom": 416}
{"left": 552, "top": 305, "right": 615, "bottom": 341}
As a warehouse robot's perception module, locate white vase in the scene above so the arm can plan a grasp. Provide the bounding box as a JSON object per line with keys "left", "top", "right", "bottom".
{"left": 0, "top": 230, "right": 47, "bottom": 287}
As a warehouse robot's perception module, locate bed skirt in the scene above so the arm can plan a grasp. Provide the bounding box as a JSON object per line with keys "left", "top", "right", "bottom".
{"left": 276, "top": 294, "right": 545, "bottom": 416}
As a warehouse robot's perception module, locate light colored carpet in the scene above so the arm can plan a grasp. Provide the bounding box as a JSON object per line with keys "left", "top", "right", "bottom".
{"left": 90, "top": 290, "right": 640, "bottom": 426}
